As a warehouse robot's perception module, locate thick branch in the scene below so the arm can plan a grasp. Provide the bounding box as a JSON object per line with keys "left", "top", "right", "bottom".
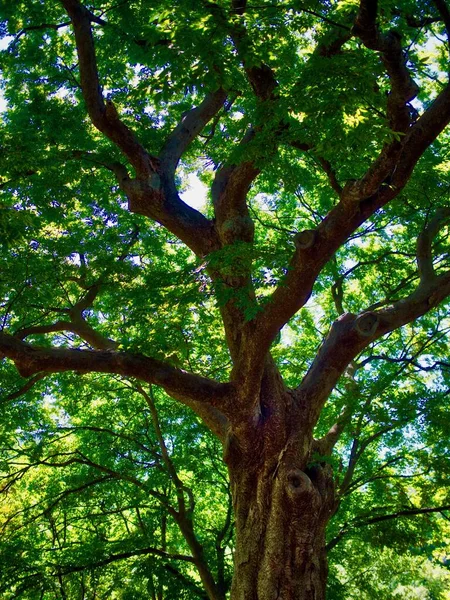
{"left": 417, "top": 207, "right": 450, "bottom": 282}
{"left": 353, "top": 0, "right": 419, "bottom": 131}
{"left": 234, "top": 82, "right": 450, "bottom": 379}
{"left": 124, "top": 180, "right": 219, "bottom": 257}
{"left": 160, "top": 89, "right": 227, "bottom": 175}
{"left": 79, "top": 156, "right": 219, "bottom": 257}
{"left": 61, "top": 0, "right": 155, "bottom": 176}
{"left": 0, "top": 333, "right": 233, "bottom": 410}
{"left": 296, "top": 268, "right": 450, "bottom": 433}
{"left": 208, "top": 130, "right": 260, "bottom": 357}
{"left": 207, "top": 1, "right": 278, "bottom": 101}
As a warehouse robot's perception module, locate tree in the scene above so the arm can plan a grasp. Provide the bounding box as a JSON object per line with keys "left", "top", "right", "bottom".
{"left": 1, "top": 0, "right": 450, "bottom": 597}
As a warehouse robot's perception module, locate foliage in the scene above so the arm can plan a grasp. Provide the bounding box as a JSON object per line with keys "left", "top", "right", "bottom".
{"left": 0, "top": 0, "right": 450, "bottom": 598}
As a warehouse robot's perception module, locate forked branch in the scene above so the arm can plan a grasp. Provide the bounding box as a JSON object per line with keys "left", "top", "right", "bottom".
{"left": 295, "top": 209, "right": 450, "bottom": 433}
{"left": 236, "top": 82, "right": 450, "bottom": 380}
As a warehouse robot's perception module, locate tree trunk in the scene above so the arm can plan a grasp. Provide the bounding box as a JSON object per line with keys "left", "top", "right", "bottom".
{"left": 225, "top": 372, "right": 335, "bottom": 600}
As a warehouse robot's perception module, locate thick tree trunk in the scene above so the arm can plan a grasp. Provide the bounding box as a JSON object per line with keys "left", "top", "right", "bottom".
{"left": 225, "top": 370, "right": 335, "bottom": 600}
{"left": 229, "top": 463, "right": 333, "bottom": 600}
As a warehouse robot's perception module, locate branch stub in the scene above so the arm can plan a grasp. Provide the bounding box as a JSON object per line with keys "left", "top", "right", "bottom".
{"left": 355, "top": 312, "right": 379, "bottom": 337}
{"left": 294, "top": 229, "right": 316, "bottom": 250}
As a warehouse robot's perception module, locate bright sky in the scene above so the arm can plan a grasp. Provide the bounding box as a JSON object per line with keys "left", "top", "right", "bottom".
{"left": 179, "top": 173, "right": 208, "bottom": 211}
{"left": 0, "top": 36, "right": 12, "bottom": 112}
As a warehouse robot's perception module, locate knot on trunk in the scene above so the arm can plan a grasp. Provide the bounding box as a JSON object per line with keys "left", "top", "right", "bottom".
{"left": 286, "top": 469, "right": 314, "bottom": 498}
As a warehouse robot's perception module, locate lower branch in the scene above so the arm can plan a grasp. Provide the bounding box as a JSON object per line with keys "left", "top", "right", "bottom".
{"left": 57, "top": 545, "right": 196, "bottom": 575}
{"left": 327, "top": 503, "right": 450, "bottom": 551}
{"left": 0, "top": 333, "right": 233, "bottom": 411}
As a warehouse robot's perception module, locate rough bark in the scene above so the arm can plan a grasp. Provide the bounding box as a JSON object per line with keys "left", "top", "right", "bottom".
{"left": 224, "top": 364, "right": 336, "bottom": 600}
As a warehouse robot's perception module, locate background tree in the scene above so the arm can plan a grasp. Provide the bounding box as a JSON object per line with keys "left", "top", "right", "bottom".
{"left": 1, "top": 0, "right": 450, "bottom": 598}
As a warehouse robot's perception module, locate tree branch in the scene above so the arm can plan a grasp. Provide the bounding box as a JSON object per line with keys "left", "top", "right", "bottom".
{"left": 327, "top": 503, "right": 450, "bottom": 551}
{"left": 289, "top": 140, "right": 343, "bottom": 195}
{"left": 61, "top": 0, "right": 155, "bottom": 177}
{"left": 160, "top": 89, "right": 227, "bottom": 176}
{"left": 433, "top": 0, "right": 450, "bottom": 73}
{"left": 233, "top": 82, "right": 450, "bottom": 381}
{"left": 206, "top": 1, "right": 278, "bottom": 101}
{"left": 134, "top": 384, "right": 226, "bottom": 600}
{"left": 57, "top": 545, "right": 196, "bottom": 575}
{"left": 0, "top": 333, "right": 233, "bottom": 410}
{"left": 352, "top": 0, "right": 419, "bottom": 132}
{"left": 295, "top": 210, "right": 450, "bottom": 433}
{"left": 417, "top": 207, "right": 450, "bottom": 282}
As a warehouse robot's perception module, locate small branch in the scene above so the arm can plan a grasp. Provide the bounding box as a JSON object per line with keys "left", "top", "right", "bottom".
{"left": 57, "top": 546, "right": 196, "bottom": 575}
{"left": 290, "top": 140, "right": 343, "bottom": 195}
{"left": 327, "top": 503, "right": 450, "bottom": 551}
{"left": 8, "top": 22, "right": 71, "bottom": 51}
{"left": 1, "top": 373, "right": 46, "bottom": 402}
{"left": 15, "top": 317, "right": 118, "bottom": 352}
{"left": 313, "top": 398, "right": 355, "bottom": 456}
{"left": 433, "top": 0, "right": 450, "bottom": 73}
{"left": 137, "top": 385, "right": 192, "bottom": 515}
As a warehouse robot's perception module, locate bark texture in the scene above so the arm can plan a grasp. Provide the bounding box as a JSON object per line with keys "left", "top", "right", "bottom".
{"left": 1, "top": 1, "right": 450, "bottom": 598}
{"left": 224, "top": 365, "right": 336, "bottom": 600}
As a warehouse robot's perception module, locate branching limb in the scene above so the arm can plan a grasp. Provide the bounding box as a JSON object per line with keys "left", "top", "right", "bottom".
{"left": 294, "top": 209, "right": 450, "bottom": 434}
{"left": 61, "top": 1, "right": 219, "bottom": 257}
{"left": 13, "top": 228, "right": 141, "bottom": 352}
{"left": 14, "top": 281, "right": 117, "bottom": 350}
{"left": 327, "top": 503, "right": 450, "bottom": 551}
{"left": 60, "top": 0, "right": 155, "bottom": 177}
{"left": 0, "top": 332, "right": 234, "bottom": 410}
{"left": 232, "top": 81, "right": 450, "bottom": 382}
